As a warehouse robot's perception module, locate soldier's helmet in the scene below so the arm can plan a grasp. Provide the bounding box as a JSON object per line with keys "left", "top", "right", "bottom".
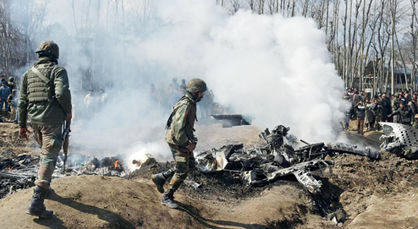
{"left": 186, "top": 78, "right": 207, "bottom": 94}
{"left": 35, "top": 41, "right": 59, "bottom": 59}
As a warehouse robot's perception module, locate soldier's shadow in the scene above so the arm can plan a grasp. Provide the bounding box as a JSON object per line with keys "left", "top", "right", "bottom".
{"left": 176, "top": 202, "right": 266, "bottom": 229}
{"left": 33, "top": 215, "right": 66, "bottom": 229}
{"left": 34, "top": 190, "right": 136, "bottom": 229}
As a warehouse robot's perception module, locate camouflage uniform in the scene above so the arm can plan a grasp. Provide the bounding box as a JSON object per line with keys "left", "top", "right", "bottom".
{"left": 152, "top": 78, "right": 206, "bottom": 209}
{"left": 19, "top": 41, "right": 71, "bottom": 218}
{"left": 164, "top": 92, "right": 197, "bottom": 192}
{"left": 19, "top": 56, "right": 72, "bottom": 189}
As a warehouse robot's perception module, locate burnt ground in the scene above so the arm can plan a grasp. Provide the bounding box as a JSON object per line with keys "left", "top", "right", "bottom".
{"left": 0, "top": 122, "right": 417, "bottom": 228}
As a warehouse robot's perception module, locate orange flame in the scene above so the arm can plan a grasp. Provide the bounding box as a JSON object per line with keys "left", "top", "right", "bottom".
{"left": 114, "top": 160, "right": 120, "bottom": 169}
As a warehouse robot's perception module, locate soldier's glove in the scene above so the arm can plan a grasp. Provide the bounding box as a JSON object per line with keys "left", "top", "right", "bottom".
{"left": 19, "top": 127, "right": 30, "bottom": 140}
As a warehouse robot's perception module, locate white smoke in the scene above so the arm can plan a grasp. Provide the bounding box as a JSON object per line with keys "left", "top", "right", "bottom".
{"left": 9, "top": 0, "right": 346, "bottom": 164}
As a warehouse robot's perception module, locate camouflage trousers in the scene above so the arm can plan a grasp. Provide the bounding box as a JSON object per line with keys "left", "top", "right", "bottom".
{"left": 167, "top": 144, "right": 193, "bottom": 192}
{"left": 32, "top": 124, "right": 63, "bottom": 189}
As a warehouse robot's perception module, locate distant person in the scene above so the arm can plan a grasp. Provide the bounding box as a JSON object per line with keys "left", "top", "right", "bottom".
{"left": 152, "top": 78, "right": 207, "bottom": 209}
{"left": 18, "top": 41, "right": 72, "bottom": 218}
{"left": 413, "top": 114, "right": 418, "bottom": 129}
{"left": 352, "top": 90, "right": 363, "bottom": 106}
{"left": 389, "top": 102, "right": 414, "bottom": 126}
{"left": 170, "top": 78, "right": 182, "bottom": 106}
{"left": 380, "top": 93, "right": 392, "bottom": 122}
{"left": 0, "top": 80, "right": 11, "bottom": 114}
{"left": 8, "top": 76, "right": 16, "bottom": 91}
{"left": 365, "top": 99, "right": 375, "bottom": 131}
{"left": 392, "top": 93, "right": 404, "bottom": 122}
{"left": 356, "top": 101, "right": 366, "bottom": 135}
{"left": 373, "top": 99, "right": 383, "bottom": 130}
{"left": 408, "top": 95, "right": 417, "bottom": 115}
{"left": 8, "top": 89, "right": 18, "bottom": 123}
{"left": 180, "top": 79, "right": 186, "bottom": 94}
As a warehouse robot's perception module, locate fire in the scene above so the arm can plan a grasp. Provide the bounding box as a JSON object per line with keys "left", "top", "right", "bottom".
{"left": 7, "top": 167, "right": 13, "bottom": 171}
{"left": 114, "top": 160, "right": 120, "bottom": 169}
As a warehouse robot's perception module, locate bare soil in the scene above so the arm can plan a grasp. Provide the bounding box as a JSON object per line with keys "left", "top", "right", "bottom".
{"left": 0, "top": 122, "right": 417, "bottom": 229}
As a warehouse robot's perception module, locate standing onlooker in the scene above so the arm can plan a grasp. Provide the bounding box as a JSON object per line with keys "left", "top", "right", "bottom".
{"left": 390, "top": 102, "right": 414, "bottom": 126}
{"left": 373, "top": 98, "right": 384, "bottom": 130}
{"left": 380, "top": 93, "right": 392, "bottom": 122}
{"left": 356, "top": 101, "right": 366, "bottom": 135}
{"left": 8, "top": 77, "right": 15, "bottom": 90}
{"left": 365, "top": 99, "right": 375, "bottom": 131}
{"left": 392, "top": 93, "right": 404, "bottom": 123}
{"left": 413, "top": 114, "right": 418, "bottom": 129}
{"left": 8, "top": 89, "right": 18, "bottom": 123}
{"left": 408, "top": 94, "right": 417, "bottom": 115}
{"left": 0, "top": 80, "right": 11, "bottom": 115}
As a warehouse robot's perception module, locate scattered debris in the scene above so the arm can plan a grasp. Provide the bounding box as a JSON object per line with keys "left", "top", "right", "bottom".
{"left": 131, "top": 154, "right": 156, "bottom": 169}
{"left": 0, "top": 154, "right": 39, "bottom": 198}
{"left": 0, "top": 153, "right": 128, "bottom": 198}
{"left": 183, "top": 179, "right": 201, "bottom": 190}
{"left": 195, "top": 125, "right": 380, "bottom": 194}
{"left": 379, "top": 122, "right": 418, "bottom": 159}
{"left": 211, "top": 114, "right": 251, "bottom": 127}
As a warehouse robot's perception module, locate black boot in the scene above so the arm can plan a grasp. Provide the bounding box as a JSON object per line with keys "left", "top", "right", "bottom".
{"left": 152, "top": 173, "right": 167, "bottom": 193}
{"left": 161, "top": 190, "right": 178, "bottom": 209}
{"left": 26, "top": 186, "right": 53, "bottom": 218}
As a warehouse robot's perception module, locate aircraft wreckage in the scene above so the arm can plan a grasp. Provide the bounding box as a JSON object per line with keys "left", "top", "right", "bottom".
{"left": 195, "top": 125, "right": 380, "bottom": 194}
{"left": 379, "top": 122, "right": 418, "bottom": 160}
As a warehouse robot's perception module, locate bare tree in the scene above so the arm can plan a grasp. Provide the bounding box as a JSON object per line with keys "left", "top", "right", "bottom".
{"left": 411, "top": 0, "right": 417, "bottom": 90}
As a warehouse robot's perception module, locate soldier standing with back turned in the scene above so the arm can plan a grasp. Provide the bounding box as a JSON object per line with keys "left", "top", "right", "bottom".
{"left": 18, "top": 41, "right": 72, "bottom": 218}
{"left": 152, "top": 78, "right": 207, "bottom": 209}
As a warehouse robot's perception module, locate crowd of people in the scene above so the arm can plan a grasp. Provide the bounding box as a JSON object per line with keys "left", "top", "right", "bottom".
{"left": 0, "top": 75, "right": 18, "bottom": 122}
{"left": 344, "top": 88, "right": 418, "bottom": 135}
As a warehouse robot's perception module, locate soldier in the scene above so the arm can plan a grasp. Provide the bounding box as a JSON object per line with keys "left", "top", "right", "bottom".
{"left": 18, "top": 41, "right": 72, "bottom": 218}
{"left": 389, "top": 102, "right": 414, "bottom": 126}
{"left": 151, "top": 78, "right": 207, "bottom": 209}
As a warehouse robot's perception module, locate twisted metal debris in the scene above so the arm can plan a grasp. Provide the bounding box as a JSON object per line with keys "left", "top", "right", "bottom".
{"left": 379, "top": 122, "right": 418, "bottom": 159}
{"left": 196, "top": 125, "right": 380, "bottom": 194}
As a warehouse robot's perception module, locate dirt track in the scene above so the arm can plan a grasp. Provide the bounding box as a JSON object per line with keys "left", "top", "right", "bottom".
{"left": 0, "top": 122, "right": 417, "bottom": 228}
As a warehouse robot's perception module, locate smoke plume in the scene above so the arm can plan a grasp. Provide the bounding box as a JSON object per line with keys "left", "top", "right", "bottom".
{"left": 9, "top": 0, "right": 347, "bottom": 162}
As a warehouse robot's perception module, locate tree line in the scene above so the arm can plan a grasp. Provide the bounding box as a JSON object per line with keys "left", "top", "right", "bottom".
{"left": 220, "top": 0, "right": 418, "bottom": 95}
{"left": 1, "top": 0, "right": 417, "bottom": 96}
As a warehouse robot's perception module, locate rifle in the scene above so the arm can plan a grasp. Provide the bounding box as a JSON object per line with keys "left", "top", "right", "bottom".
{"left": 62, "top": 120, "right": 71, "bottom": 173}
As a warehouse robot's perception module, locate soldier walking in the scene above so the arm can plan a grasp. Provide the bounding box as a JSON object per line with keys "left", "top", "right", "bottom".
{"left": 152, "top": 78, "right": 207, "bottom": 209}
{"left": 18, "top": 41, "right": 72, "bottom": 218}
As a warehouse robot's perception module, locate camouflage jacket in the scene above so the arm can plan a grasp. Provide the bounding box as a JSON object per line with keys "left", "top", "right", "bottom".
{"left": 18, "top": 57, "right": 72, "bottom": 128}
{"left": 165, "top": 93, "right": 197, "bottom": 147}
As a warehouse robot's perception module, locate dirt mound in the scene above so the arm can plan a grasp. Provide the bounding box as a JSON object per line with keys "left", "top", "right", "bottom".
{"left": 0, "top": 175, "right": 316, "bottom": 229}
{"left": 346, "top": 190, "right": 418, "bottom": 229}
